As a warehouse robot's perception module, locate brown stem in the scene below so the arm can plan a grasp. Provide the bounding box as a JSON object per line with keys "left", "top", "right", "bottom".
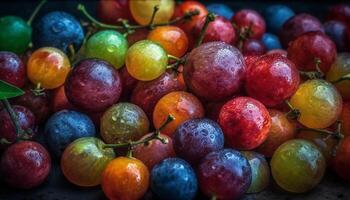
{"left": 195, "top": 13, "right": 216, "bottom": 47}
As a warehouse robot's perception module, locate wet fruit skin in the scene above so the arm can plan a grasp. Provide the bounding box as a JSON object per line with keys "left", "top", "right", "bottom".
{"left": 340, "top": 102, "right": 350, "bottom": 137}
{"left": 32, "top": 11, "right": 84, "bottom": 53}
{"left": 271, "top": 139, "right": 326, "bottom": 193}
{"left": 102, "top": 157, "right": 149, "bottom": 200}
{"left": 65, "top": 59, "right": 122, "bottom": 112}
{"left": 101, "top": 103, "right": 149, "bottom": 144}
{"left": 148, "top": 25, "right": 188, "bottom": 58}
{"left": 0, "top": 141, "right": 51, "bottom": 189}
{"left": 263, "top": 4, "right": 295, "bottom": 34}
{"left": 326, "top": 53, "right": 350, "bottom": 100}
{"left": 193, "top": 16, "right": 236, "bottom": 44}
{"left": 52, "top": 85, "right": 75, "bottom": 112}
{"left": 126, "top": 40, "right": 168, "bottom": 81}
{"left": 290, "top": 79, "right": 342, "bottom": 129}
{"left": 241, "top": 151, "right": 270, "bottom": 193}
{"left": 0, "top": 105, "right": 36, "bottom": 146}
{"left": 133, "top": 133, "right": 175, "bottom": 170}
{"left": 324, "top": 20, "right": 350, "bottom": 52}
{"left": 198, "top": 149, "right": 252, "bottom": 200}
{"left": 184, "top": 41, "right": 246, "bottom": 102}
{"left": 218, "top": 96, "right": 271, "bottom": 150}
{"left": 173, "top": 1, "right": 208, "bottom": 34}
{"left": 333, "top": 137, "right": 350, "bottom": 181}
{"left": 131, "top": 71, "right": 186, "bottom": 118}
{"left": 245, "top": 54, "right": 300, "bottom": 107}
{"left": 241, "top": 39, "right": 267, "bottom": 56}
{"left": 85, "top": 30, "right": 128, "bottom": 69}
{"left": 232, "top": 9, "right": 266, "bottom": 39}
{"left": 12, "top": 84, "right": 52, "bottom": 124}
{"left": 153, "top": 91, "right": 204, "bottom": 136}
{"left": 280, "top": 13, "right": 324, "bottom": 48}
{"left": 151, "top": 158, "right": 198, "bottom": 200}
{"left": 297, "top": 130, "right": 337, "bottom": 164}
{"left": 61, "top": 137, "right": 115, "bottom": 187}
{"left": 173, "top": 118, "right": 224, "bottom": 165}
{"left": 27, "top": 47, "right": 71, "bottom": 89}
{"left": 287, "top": 31, "right": 337, "bottom": 73}
{"left": 0, "top": 16, "right": 31, "bottom": 54}
{"left": 256, "top": 109, "right": 296, "bottom": 157}
{"left": 97, "top": 0, "right": 134, "bottom": 24}
{"left": 45, "top": 110, "right": 96, "bottom": 157}
{"left": 129, "top": 0, "right": 175, "bottom": 26}
{"left": 0, "top": 51, "right": 25, "bottom": 88}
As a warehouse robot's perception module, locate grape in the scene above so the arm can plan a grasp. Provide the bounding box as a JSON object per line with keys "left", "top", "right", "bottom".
{"left": 130, "top": 0, "right": 175, "bottom": 25}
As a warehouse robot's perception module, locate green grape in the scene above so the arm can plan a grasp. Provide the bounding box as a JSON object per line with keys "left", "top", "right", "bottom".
{"left": 0, "top": 16, "right": 31, "bottom": 54}
{"left": 85, "top": 30, "right": 128, "bottom": 69}
{"left": 271, "top": 139, "right": 326, "bottom": 193}
{"left": 126, "top": 40, "right": 168, "bottom": 81}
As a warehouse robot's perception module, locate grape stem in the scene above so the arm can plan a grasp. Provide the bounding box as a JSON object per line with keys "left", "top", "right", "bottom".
{"left": 148, "top": 5, "right": 160, "bottom": 29}
{"left": 331, "top": 73, "right": 350, "bottom": 84}
{"left": 27, "top": 0, "right": 47, "bottom": 26}
{"left": 297, "top": 121, "right": 344, "bottom": 141}
{"left": 77, "top": 4, "right": 200, "bottom": 31}
{"left": 235, "top": 24, "right": 254, "bottom": 50}
{"left": 195, "top": 13, "right": 216, "bottom": 47}
{"left": 103, "top": 115, "right": 175, "bottom": 152}
{"left": 299, "top": 58, "right": 324, "bottom": 79}
{"left": 31, "top": 83, "right": 45, "bottom": 96}
{"left": 285, "top": 100, "right": 301, "bottom": 120}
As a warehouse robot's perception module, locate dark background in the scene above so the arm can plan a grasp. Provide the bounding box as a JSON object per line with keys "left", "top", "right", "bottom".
{"left": 0, "top": 0, "right": 350, "bottom": 200}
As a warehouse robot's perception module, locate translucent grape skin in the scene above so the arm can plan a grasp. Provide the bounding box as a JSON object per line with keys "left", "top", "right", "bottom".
{"left": 131, "top": 71, "right": 185, "bottom": 118}
{"left": 198, "top": 149, "right": 252, "bottom": 200}
{"left": 290, "top": 79, "right": 342, "bottom": 129}
{"left": 326, "top": 53, "right": 350, "bottom": 100}
{"left": 232, "top": 9, "right": 266, "bottom": 39}
{"left": 184, "top": 41, "right": 246, "bottom": 102}
{"left": 245, "top": 54, "right": 300, "bottom": 107}
{"left": 287, "top": 31, "right": 337, "bottom": 73}
{"left": 218, "top": 97, "right": 271, "bottom": 150}
{"left": 151, "top": 158, "right": 198, "bottom": 200}
{"left": 0, "top": 51, "right": 25, "bottom": 88}
{"left": 65, "top": 59, "right": 122, "bottom": 112}
{"left": 241, "top": 151, "right": 270, "bottom": 193}
{"left": 173, "top": 118, "right": 224, "bottom": 165}
{"left": 271, "top": 139, "right": 326, "bottom": 193}
{"left": 101, "top": 103, "right": 149, "bottom": 144}
{"left": 85, "top": 30, "right": 128, "bottom": 69}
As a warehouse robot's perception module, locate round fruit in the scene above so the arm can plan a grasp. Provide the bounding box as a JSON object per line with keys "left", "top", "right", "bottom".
{"left": 65, "top": 59, "right": 122, "bottom": 112}
{"left": 126, "top": 40, "right": 168, "bottom": 81}
{"left": 129, "top": 0, "right": 175, "bottom": 25}
{"left": 173, "top": 118, "right": 224, "bottom": 165}
{"left": 241, "top": 39, "right": 267, "bottom": 56}
{"left": 97, "top": 0, "right": 134, "bottom": 24}
{"left": 33, "top": 11, "right": 84, "bottom": 53}
{"left": 173, "top": 1, "right": 208, "bottom": 33}
{"left": 151, "top": 158, "right": 198, "bottom": 200}
{"left": 280, "top": 13, "right": 324, "bottom": 47}
{"left": 45, "top": 110, "right": 96, "bottom": 157}
{"left": 101, "top": 103, "right": 149, "bottom": 144}
{"left": 206, "top": 3, "right": 234, "bottom": 20}
{"left": 218, "top": 97, "right": 271, "bottom": 150}
{"left": 61, "top": 137, "right": 115, "bottom": 187}
{"left": 326, "top": 53, "right": 350, "bottom": 100}
{"left": 27, "top": 47, "right": 71, "bottom": 89}
{"left": 271, "top": 139, "right": 326, "bottom": 193}
{"left": 263, "top": 4, "right": 295, "bottom": 33}
{"left": 85, "top": 30, "right": 128, "bottom": 69}
{"left": 131, "top": 71, "right": 185, "bottom": 118}
{"left": 287, "top": 31, "right": 336, "bottom": 73}
{"left": 257, "top": 109, "right": 296, "bottom": 157}
{"left": 184, "top": 41, "right": 245, "bottom": 102}
{"left": 198, "top": 149, "right": 251, "bottom": 200}
{"left": 232, "top": 9, "right": 266, "bottom": 39}
{"left": 290, "top": 79, "right": 342, "bottom": 129}
{"left": 245, "top": 54, "right": 300, "bottom": 107}
{"left": 0, "top": 141, "right": 51, "bottom": 189}
{"left": 340, "top": 102, "right": 350, "bottom": 137}
{"left": 153, "top": 91, "right": 204, "bottom": 136}
{"left": 0, "top": 16, "right": 31, "bottom": 54}
{"left": 241, "top": 151, "right": 270, "bottom": 193}
{"left": 133, "top": 133, "right": 175, "bottom": 170}
{"left": 324, "top": 20, "right": 349, "bottom": 52}
{"left": 0, "top": 51, "right": 25, "bottom": 87}
{"left": 327, "top": 4, "right": 350, "bottom": 25}
{"left": 261, "top": 33, "right": 282, "bottom": 50}
{"left": 102, "top": 157, "right": 149, "bottom": 200}
{"left": 52, "top": 85, "right": 74, "bottom": 112}
{"left": 333, "top": 137, "right": 350, "bottom": 181}
{"left": 119, "top": 66, "right": 138, "bottom": 99}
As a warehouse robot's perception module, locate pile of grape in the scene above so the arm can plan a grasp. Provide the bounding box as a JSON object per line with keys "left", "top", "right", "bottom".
{"left": 0, "top": 0, "right": 350, "bottom": 200}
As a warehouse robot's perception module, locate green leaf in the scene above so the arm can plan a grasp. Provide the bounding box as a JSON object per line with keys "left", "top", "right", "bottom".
{"left": 0, "top": 80, "right": 25, "bottom": 100}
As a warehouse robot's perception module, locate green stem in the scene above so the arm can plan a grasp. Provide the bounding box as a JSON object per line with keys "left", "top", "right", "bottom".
{"left": 285, "top": 100, "right": 300, "bottom": 120}
{"left": 298, "top": 121, "right": 343, "bottom": 141}
{"left": 1, "top": 99, "right": 22, "bottom": 136}
{"left": 168, "top": 55, "right": 181, "bottom": 61}
{"left": 331, "top": 73, "right": 350, "bottom": 84}
{"left": 195, "top": 13, "right": 216, "bottom": 47}
{"left": 27, "top": 0, "right": 47, "bottom": 26}
{"left": 31, "top": 83, "right": 45, "bottom": 96}
{"left": 148, "top": 5, "right": 160, "bottom": 29}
